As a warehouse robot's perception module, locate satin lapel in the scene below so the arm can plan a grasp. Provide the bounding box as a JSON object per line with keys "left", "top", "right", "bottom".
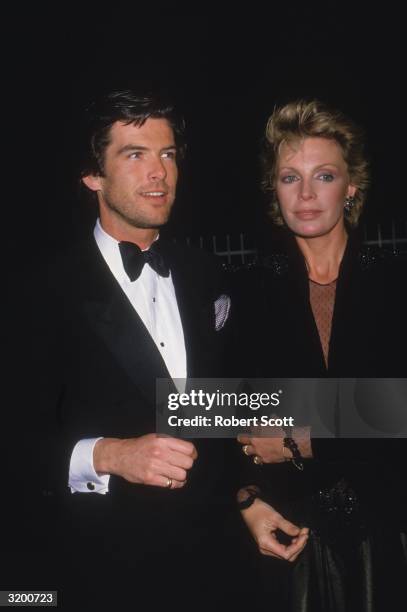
{"left": 162, "top": 244, "right": 211, "bottom": 378}
{"left": 77, "top": 240, "right": 171, "bottom": 406}
{"left": 167, "top": 259, "right": 196, "bottom": 377}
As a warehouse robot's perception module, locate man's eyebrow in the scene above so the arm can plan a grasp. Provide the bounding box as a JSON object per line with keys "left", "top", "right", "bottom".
{"left": 116, "top": 144, "right": 177, "bottom": 155}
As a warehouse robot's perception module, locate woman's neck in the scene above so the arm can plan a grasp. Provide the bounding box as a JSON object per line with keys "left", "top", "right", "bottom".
{"left": 295, "top": 225, "right": 348, "bottom": 284}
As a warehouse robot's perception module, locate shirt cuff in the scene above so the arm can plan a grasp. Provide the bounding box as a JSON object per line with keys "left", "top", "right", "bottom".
{"left": 69, "top": 437, "right": 110, "bottom": 494}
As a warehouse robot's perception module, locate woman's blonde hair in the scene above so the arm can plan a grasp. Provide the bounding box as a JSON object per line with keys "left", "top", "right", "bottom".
{"left": 262, "top": 99, "right": 370, "bottom": 227}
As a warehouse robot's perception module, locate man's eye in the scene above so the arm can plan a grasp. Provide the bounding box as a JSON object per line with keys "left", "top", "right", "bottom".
{"left": 161, "top": 151, "right": 176, "bottom": 160}
{"left": 281, "top": 175, "right": 297, "bottom": 184}
{"left": 129, "top": 152, "right": 142, "bottom": 159}
{"left": 318, "top": 173, "right": 334, "bottom": 182}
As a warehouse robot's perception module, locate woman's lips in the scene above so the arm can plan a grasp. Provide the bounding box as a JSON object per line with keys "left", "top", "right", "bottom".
{"left": 294, "top": 210, "right": 322, "bottom": 220}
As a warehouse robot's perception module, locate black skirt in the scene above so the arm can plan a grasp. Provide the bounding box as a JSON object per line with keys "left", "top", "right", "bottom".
{"left": 254, "top": 483, "right": 407, "bottom": 612}
{"left": 286, "top": 528, "right": 407, "bottom": 612}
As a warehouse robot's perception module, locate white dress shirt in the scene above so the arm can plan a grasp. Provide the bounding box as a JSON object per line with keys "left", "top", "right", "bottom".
{"left": 68, "top": 219, "right": 187, "bottom": 494}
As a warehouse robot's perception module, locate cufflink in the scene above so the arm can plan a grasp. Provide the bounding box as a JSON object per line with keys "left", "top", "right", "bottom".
{"left": 86, "top": 482, "right": 95, "bottom": 491}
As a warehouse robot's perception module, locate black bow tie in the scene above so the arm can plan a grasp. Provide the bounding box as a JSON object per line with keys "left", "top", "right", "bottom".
{"left": 119, "top": 241, "right": 170, "bottom": 281}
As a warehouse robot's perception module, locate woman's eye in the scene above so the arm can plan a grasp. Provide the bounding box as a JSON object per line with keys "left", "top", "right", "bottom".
{"left": 318, "top": 173, "right": 334, "bottom": 182}
{"left": 281, "top": 175, "right": 298, "bottom": 184}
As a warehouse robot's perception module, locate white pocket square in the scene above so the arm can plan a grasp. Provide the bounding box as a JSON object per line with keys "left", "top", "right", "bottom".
{"left": 214, "top": 294, "right": 231, "bottom": 331}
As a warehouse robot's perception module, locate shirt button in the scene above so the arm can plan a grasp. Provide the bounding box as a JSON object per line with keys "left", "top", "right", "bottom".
{"left": 152, "top": 297, "right": 156, "bottom": 302}
{"left": 160, "top": 342, "right": 165, "bottom": 347}
{"left": 87, "top": 482, "right": 95, "bottom": 491}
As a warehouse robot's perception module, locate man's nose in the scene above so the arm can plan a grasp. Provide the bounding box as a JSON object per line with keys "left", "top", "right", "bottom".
{"left": 147, "top": 157, "right": 167, "bottom": 181}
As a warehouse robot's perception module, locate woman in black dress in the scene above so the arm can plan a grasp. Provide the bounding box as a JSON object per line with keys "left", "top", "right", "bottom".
{"left": 236, "top": 99, "right": 407, "bottom": 611}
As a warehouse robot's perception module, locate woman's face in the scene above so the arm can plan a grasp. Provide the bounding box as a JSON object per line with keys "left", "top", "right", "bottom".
{"left": 275, "top": 137, "right": 356, "bottom": 239}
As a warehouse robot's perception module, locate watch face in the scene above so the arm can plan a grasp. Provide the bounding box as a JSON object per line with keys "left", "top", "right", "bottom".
{"left": 238, "top": 493, "right": 257, "bottom": 510}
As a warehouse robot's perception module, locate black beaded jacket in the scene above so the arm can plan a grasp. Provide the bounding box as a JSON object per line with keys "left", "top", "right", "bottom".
{"left": 229, "top": 231, "right": 407, "bottom": 539}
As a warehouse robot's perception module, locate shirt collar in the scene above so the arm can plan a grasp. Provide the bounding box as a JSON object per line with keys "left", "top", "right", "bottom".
{"left": 93, "top": 218, "right": 160, "bottom": 283}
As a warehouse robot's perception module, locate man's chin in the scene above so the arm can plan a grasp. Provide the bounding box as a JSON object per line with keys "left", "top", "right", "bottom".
{"left": 127, "top": 215, "right": 170, "bottom": 230}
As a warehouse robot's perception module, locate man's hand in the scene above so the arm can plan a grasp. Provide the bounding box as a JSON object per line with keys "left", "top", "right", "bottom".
{"left": 241, "top": 498, "right": 309, "bottom": 562}
{"left": 93, "top": 434, "right": 197, "bottom": 489}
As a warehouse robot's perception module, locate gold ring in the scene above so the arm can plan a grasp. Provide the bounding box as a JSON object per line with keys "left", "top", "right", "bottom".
{"left": 253, "top": 455, "right": 263, "bottom": 465}
{"left": 166, "top": 477, "right": 173, "bottom": 488}
{"left": 242, "top": 444, "right": 250, "bottom": 456}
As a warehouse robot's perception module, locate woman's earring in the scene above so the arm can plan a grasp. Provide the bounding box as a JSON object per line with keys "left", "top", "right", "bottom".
{"left": 344, "top": 196, "right": 356, "bottom": 213}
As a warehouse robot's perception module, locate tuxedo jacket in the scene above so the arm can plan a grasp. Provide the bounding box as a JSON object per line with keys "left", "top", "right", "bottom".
{"left": 12, "top": 236, "right": 244, "bottom": 583}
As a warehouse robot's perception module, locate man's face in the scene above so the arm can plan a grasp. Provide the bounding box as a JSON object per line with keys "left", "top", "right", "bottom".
{"left": 84, "top": 118, "right": 178, "bottom": 229}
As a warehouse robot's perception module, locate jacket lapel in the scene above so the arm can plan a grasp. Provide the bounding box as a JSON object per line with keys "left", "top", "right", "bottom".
{"left": 285, "top": 241, "right": 328, "bottom": 374}
{"left": 76, "top": 239, "right": 172, "bottom": 406}
{"left": 162, "top": 242, "right": 217, "bottom": 378}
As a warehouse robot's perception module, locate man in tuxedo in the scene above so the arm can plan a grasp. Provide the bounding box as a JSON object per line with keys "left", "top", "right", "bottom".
{"left": 19, "top": 90, "right": 245, "bottom": 609}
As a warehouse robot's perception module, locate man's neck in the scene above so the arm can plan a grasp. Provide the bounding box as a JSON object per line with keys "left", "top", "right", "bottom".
{"left": 99, "top": 215, "right": 159, "bottom": 250}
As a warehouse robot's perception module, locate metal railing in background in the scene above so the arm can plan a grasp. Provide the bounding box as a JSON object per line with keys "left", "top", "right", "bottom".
{"left": 175, "top": 220, "right": 407, "bottom": 264}
{"left": 363, "top": 219, "right": 407, "bottom": 251}
{"left": 174, "top": 233, "right": 257, "bottom": 264}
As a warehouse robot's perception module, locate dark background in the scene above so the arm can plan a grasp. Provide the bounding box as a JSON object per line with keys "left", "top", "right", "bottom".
{"left": 2, "top": 8, "right": 405, "bottom": 597}
{"left": 6, "top": 9, "right": 405, "bottom": 257}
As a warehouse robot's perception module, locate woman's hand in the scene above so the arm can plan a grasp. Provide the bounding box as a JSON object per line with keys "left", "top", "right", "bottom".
{"left": 241, "top": 497, "right": 309, "bottom": 562}
{"left": 238, "top": 426, "right": 312, "bottom": 464}
{"left": 238, "top": 429, "right": 286, "bottom": 463}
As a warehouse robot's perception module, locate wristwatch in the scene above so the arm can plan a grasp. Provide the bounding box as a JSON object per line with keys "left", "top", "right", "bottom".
{"left": 237, "top": 486, "right": 260, "bottom": 510}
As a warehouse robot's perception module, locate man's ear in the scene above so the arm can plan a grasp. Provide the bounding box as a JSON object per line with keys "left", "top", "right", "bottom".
{"left": 82, "top": 174, "right": 102, "bottom": 192}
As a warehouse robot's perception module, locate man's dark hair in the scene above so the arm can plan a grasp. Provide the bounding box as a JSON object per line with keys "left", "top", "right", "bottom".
{"left": 80, "top": 90, "right": 186, "bottom": 178}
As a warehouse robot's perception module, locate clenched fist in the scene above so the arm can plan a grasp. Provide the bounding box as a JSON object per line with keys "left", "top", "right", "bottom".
{"left": 93, "top": 434, "right": 197, "bottom": 489}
